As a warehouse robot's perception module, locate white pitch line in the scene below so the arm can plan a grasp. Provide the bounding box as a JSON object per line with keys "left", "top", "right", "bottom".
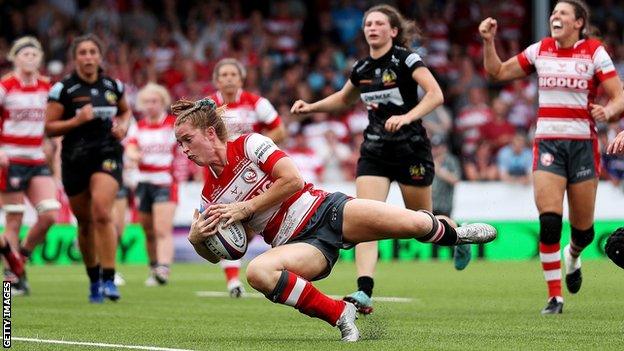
{"left": 195, "top": 290, "right": 415, "bottom": 303}
{"left": 13, "top": 337, "right": 195, "bottom": 351}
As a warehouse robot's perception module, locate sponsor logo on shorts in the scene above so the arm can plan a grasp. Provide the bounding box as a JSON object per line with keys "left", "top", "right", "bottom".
{"left": 102, "top": 159, "right": 118, "bottom": 172}
{"left": 540, "top": 152, "right": 554, "bottom": 167}
{"left": 576, "top": 166, "right": 592, "bottom": 179}
{"left": 409, "top": 164, "right": 426, "bottom": 180}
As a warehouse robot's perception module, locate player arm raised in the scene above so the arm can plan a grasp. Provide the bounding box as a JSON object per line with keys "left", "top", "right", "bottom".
{"left": 209, "top": 157, "right": 304, "bottom": 226}
{"left": 479, "top": 17, "right": 527, "bottom": 82}
{"left": 290, "top": 80, "right": 360, "bottom": 115}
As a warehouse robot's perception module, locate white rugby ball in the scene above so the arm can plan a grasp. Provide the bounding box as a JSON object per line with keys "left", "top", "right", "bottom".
{"left": 204, "top": 220, "right": 248, "bottom": 260}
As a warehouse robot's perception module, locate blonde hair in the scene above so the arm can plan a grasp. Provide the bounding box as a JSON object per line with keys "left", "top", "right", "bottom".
{"left": 172, "top": 98, "right": 229, "bottom": 142}
{"left": 7, "top": 36, "right": 43, "bottom": 62}
{"left": 136, "top": 83, "right": 172, "bottom": 112}
{"left": 213, "top": 58, "right": 247, "bottom": 83}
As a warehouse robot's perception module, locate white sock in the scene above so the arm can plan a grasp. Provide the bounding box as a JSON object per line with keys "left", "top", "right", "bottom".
{"left": 564, "top": 244, "right": 581, "bottom": 273}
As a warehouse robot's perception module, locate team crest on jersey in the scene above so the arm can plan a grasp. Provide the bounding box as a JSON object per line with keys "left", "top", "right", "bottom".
{"left": 105, "top": 90, "right": 117, "bottom": 105}
{"left": 409, "top": 164, "right": 426, "bottom": 180}
{"left": 382, "top": 69, "right": 397, "bottom": 86}
{"left": 243, "top": 168, "right": 257, "bottom": 183}
{"left": 575, "top": 62, "right": 589, "bottom": 74}
{"left": 102, "top": 159, "right": 118, "bottom": 172}
{"left": 540, "top": 152, "right": 554, "bottom": 167}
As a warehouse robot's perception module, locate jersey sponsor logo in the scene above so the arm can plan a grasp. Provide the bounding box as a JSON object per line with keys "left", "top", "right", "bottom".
{"left": 382, "top": 69, "right": 397, "bottom": 86}
{"left": 540, "top": 152, "right": 554, "bottom": 167}
{"left": 105, "top": 90, "right": 117, "bottom": 105}
{"left": 405, "top": 53, "right": 422, "bottom": 68}
{"left": 90, "top": 88, "right": 99, "bottom": 96}
{"left": 91, "top": 106, "right": 118, "bottom": 120}
{"left": 361, "top": 87, "right": 404, "bottom": 106}
{"left": 67, "top": 84, "right": 81, "bottom": 94}
{"left": 375, "top": 68, "right": 381, "bottom": 76}
{"left": 9, "top": 109, "right": 44, "bottom": 122}
{"left": 538, "top": 76, "right": 589, "bottom": 90}
{"left": 391, "top": 54, "right": 400, "bottom": 66}
{"left": 252, "top": 139, "right": 277, "bottom": 163}
{"left": 103, "top": 79, "right": 114, "bottom": 89}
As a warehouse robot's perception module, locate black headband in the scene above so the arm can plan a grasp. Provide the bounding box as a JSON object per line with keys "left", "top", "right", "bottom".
{"left": 13, "top": 43, "right": 38, "bottom": 56}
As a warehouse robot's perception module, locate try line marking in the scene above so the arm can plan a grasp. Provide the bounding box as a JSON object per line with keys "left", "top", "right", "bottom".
{"left": 196, "top": 290, "right": 415, "bottom": 303}
{"left": 13, "top": 337, "right": 195, "bottom": 351}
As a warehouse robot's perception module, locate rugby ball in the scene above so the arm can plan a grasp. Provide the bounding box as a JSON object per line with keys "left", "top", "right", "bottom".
{"left": 204, "top": 220, "right": 248, "bottom": 260}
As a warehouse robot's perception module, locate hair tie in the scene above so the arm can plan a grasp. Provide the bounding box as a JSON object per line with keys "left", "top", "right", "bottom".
{"left": 196, "top": 98, "right": 216, "bottom": 110}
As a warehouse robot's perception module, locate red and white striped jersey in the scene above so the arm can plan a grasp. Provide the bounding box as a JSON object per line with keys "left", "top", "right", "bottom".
{"left": 126, "top": 114, "right": 177, "bottom": 185}
{"left": 517, "top": 37, "right": 618, "bottom": 140}
{"left": 0, "top": 74, "right": 50, "bottom": 165}
{"left": 200, "top": 134, "right": 327, "bottom": 247}
{"left": 211, "top": 89, "right": 281, "bottom": 138}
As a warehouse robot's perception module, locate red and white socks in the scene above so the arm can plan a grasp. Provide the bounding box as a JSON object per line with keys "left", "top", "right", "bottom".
{"left": 539, "top": 242, "right": 562, "bottom": 302}
{"left": 268, "top": 270, "right": 346, "bottom": 326}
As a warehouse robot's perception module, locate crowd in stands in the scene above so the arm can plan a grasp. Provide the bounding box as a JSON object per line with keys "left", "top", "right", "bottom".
{"left": 2, "top": 0, "right": 624, "bottom": 186}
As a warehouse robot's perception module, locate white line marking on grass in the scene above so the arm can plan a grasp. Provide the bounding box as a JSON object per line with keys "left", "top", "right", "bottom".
{"left": 13, "top": 337, "right": 195, "bottom": 351}
{"left": 195, "top": 290, "right": 415, "bottom": 303}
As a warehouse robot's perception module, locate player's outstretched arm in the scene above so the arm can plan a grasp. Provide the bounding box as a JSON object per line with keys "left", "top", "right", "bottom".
{"left": 291, "top": 80, "right": 360, "bottom": 115}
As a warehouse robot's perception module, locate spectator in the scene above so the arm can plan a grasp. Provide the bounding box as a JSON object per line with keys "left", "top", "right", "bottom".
{"left": 497, "top": 132, "right": 532, "bottom": 185}
{"left": 479, "top": 96, "right": 516, "bottom": 153}
{"left": 463, "top": 140, "right": 499, "bottom": 181}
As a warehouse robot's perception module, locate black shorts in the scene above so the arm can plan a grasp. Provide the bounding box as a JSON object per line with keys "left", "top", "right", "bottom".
{"left": 135, "top": 182, "right": 177, "bottom": 213}
{"left": 0, "top": 163, "right": 52, "bottom": 192}
{"left": 62, "top": 146, "right": 123, "bottom": 197}
{"left": 357, "top": 135, "right": 434, "bottom": 186}
{"left": 286, "top": 192, "right": 353, "bottom": 281}
{"left": 533, "top": 139, "right": 599, "bottom": 183}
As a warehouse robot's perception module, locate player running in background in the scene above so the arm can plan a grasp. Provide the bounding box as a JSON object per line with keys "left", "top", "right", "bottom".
{"left": 125, "top": 83, "right": 177, "bottom": 286}
{"left": 479, "top": 0, "right": 624, "bottom": 314}
{"left": 45, "top": 34, "right": 132, "bottom": 303}
{"left": 0, "top": 36, "right": 60, "bottom": 295}
{"left": 173, "top": 97, "right": 496, "bottom": 342}
{"left": 209, "top": 58, "right": 287, "bottom": 297}
{"left": 291, "top": 4, "right": 471, "bottom": 314}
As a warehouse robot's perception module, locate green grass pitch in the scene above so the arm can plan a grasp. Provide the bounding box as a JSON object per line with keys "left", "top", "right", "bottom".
{"left": 11, "top": 259, "right": 624, "bottom": 350}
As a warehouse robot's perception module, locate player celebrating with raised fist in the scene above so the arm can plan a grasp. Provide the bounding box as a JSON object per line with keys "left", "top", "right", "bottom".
{"left": 174, "top": 97, "right": 497, "bottom": 342}
{"left": 479, "top": 0, "right": 624, "bottom": 314}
